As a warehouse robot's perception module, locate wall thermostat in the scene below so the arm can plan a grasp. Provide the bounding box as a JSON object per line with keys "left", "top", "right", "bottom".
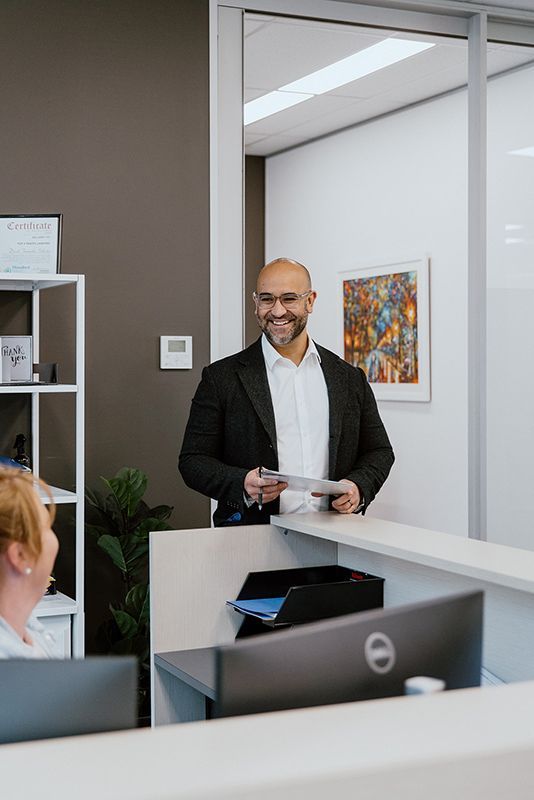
{"left": 160, "top": 336, "right": 192, "bottom": 369}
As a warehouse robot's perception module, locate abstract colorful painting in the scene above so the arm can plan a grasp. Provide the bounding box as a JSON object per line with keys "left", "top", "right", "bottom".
{"left": 340, "top": 258, "right": 430, "bottom": 401}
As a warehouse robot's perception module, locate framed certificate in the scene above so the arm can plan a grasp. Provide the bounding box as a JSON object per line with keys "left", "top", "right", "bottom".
{"left": 0, "top": 214, "right": 62, "bottom": 275}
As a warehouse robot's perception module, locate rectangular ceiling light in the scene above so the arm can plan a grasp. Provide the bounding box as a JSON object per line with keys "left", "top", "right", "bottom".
{"left": 244, "top": 90, "right": 313, "bottom": 126}
{"left": 244, "top": 37, "right": 434, "bottom": 126}
{"left": 509, "top": 146, "right": 534, "bottom": 158}
{"left": 279, "top": 38, "right": 435, "bottom": 96}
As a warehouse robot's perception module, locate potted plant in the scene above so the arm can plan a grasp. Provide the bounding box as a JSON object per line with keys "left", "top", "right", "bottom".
{"left": 86, "top": 467, "right": 173, "bottom": 722}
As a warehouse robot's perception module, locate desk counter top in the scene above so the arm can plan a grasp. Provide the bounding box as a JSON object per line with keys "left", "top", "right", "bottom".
{"left": 2, "top": 681, "right": 534, "bottom": 799}
{"left": 271, "top": 512, "right": 534, "bottom": 594}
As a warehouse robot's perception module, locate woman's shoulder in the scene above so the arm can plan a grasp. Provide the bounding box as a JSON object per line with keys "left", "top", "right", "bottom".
{"left": 0, "top": 615, "right": 31, "bottom": 658}
{"left": 0, "top": 614, "right": 55, "bottom": 659}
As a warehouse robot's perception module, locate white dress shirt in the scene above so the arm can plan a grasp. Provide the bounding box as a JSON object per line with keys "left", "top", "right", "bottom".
{"left": 0, "top": 613, "right": 56, "bottom": 659}
{"left": 262, "top": 334, "right": 330, "bottom": 514}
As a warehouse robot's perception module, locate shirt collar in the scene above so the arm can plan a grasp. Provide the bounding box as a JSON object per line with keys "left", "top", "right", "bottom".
{"left": 261, "top": 333, "right": 321, "bottom": 370}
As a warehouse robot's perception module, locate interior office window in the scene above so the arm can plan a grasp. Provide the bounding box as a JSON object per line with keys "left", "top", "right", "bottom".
{"left": 247, "top": 14, "right": 470, "bottom": 535}
{"left": 486, "top": 40, "right": 534, "bottom": 549}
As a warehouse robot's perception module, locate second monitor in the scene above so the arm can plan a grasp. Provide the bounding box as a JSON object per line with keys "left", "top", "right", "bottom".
{"left": 215, "top": 590, "right": 483, "bottom": 718}
{"left": 0, "top": 656, "right": 138, "bottom": 744}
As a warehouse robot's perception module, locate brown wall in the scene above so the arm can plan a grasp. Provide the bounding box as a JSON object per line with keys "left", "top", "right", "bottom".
{"left": 0, "top": 0, "right": 211, "bottom": 648}
{"left": 244, "top": 156, "right": 265, "bottom": 346}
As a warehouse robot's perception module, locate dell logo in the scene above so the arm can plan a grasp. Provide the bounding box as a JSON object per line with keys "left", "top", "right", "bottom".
{"left": 364, "top": 632, "right": 396, "bottom": 674}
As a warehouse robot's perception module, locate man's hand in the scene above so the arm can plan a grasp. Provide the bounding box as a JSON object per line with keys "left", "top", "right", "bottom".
{"left": 244, "top": 468, "right": 287, "bottom": 506}
{"left": 331, "top": 479, "right": 361, "bottom": 515}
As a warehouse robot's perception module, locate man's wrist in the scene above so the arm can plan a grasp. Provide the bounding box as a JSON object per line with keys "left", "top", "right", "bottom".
{"left": 354, "top": 485, "right": 365, "bottom": 513}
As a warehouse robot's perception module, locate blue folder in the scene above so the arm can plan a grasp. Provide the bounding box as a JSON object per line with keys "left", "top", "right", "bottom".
{"left": 226, "top": 597, "right": 285, "bottom": 620}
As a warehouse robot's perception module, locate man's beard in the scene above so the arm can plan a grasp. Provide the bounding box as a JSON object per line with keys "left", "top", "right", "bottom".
{"left": 257, "top": 311, "right": 308, "bottom": 346}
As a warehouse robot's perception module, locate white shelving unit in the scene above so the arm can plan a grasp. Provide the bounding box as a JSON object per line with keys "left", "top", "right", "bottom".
{"left": 0, "top": 272, "right": 84, "bottom": 657}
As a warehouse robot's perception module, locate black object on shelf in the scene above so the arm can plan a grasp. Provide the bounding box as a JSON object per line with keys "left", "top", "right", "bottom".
{"left": 34, "top": 362, "right": 58, "bottom": 383}
{"left": 231, "top": 564, "right": 384, "bottom": 639}
{"left": 13, "top": 434, "right": 31, "bottom": 470}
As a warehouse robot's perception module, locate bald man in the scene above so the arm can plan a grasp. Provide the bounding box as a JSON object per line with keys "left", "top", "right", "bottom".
{"left": 179, "top": 258, "right": 394, "bottom": 526}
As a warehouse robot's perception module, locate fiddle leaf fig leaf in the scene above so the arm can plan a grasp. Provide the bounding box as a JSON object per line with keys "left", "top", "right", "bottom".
{"left": 85, "top": 487, "right": 105, "bottom": 509}
{"left": 101, "top": 468, "right": 147, "bottom": 517}
{"left": 135, "top": 517, "right": 171, "bottom": 541}
{"left": 111, "top": 607, "right": 138, "bottom": 639}
{"left": 85, "top": 523, "right": 111, "bottom": 541}
{"left": 148, "top": 504, "right": 173, "bottom": 522}
{"left": 97, "top": 535, "right": 127, "bottom": 573}
{"left": 125, "top": 584, "right": 148, "bottom": 620}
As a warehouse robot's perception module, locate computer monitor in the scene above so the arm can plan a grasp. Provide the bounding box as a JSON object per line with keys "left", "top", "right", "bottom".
{"left": 0, "top": 656, "right": 138, "bottom": 744}
{"left": 214, "top": 590, "right": 483, "bottom": 718}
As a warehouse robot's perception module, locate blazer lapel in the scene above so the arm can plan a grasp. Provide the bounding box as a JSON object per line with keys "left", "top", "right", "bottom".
{"left": 236, "top": 338, "right": 278, "bottom": 455}
{"left": 316, "top": 343, "right": 349, "bottom": 476}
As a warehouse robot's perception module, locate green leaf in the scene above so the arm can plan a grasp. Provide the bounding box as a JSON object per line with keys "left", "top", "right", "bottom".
{"left": 102, "top": 468, "right": 147, "bottom": 517}
{"left": 148, "top": 504, "right": 173, "bottom": 522}
{"left": 124, "top": 584, "right": 148, "bottom": 619}
{"left": 110, "top": 607, "right": 138, "bottom": 638}
{"left": 98, "top": 535, "right": 127, "bottom": 573}
{"left": 120, "top": 534, "right": 148, "bottom": 567}
{"left": 85, "top": 487, "right": 122, "bottom": 531}
{"left": 134, "top": 517, "right": 171, "bottom": 541}
{"left": 85, "top": 487, "right": 106, "bottom": 509}
{"left": 85, "top": 523, "right": 112, "bottom": 541}
{"left": 128, "top": 500, "right": 152, "bottom": 529}
{"left": 104, "top": 495, "right": 126, "bottom": 533}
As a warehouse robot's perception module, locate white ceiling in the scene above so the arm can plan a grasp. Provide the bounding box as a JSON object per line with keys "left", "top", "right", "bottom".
{"left": 244, "top": 13, "right": 534, "bottom": 156}
{"left": 425, "top": 0, "right": 534, "bottom": 10}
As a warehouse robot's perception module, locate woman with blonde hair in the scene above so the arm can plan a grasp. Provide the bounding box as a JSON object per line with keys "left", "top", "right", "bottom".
{"left": 0, "top": 467, "right": 59, "bottom": 657}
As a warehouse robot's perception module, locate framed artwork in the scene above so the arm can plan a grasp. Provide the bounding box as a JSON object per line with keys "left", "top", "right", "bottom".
{"left": 0, "top": 214, "right": 62, "bottom": 275}
{"left": 340, "top": 257, "right": 430, "bottom": 402}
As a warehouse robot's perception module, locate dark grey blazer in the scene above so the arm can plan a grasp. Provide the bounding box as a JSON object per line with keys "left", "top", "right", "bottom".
{"left": 179, "top": 337, "right": 394, "bottom": 527}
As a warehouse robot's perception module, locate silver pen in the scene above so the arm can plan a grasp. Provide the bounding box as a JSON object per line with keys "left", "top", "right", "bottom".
{"left": 258, "top": 466, "right": 263, "bottom": 510}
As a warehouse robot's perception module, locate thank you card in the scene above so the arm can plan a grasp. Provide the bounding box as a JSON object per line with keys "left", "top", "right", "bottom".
{"left": 0, "top": 336, "right": 33, "bottom": 382}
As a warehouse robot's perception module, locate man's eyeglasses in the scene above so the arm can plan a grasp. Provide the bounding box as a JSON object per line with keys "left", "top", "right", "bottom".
{"left": 253, "top": 290, "right": 312, "bottom": 310}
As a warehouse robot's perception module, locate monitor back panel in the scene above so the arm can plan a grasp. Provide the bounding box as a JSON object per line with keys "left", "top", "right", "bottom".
{"left": 215, "top": 591, "right": 483, "bottom": 718}
{"left": 0, "top": 656, "right": 137, "bottom": 744}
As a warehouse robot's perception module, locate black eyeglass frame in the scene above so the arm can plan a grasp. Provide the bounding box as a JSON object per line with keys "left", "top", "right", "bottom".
{"left": 252, "top": 290, "right": 313, "bottom": 309}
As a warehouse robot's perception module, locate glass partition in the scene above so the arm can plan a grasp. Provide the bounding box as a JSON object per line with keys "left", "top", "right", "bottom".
{"left": 487, "top": 42, "right": 534, "bottom": 549}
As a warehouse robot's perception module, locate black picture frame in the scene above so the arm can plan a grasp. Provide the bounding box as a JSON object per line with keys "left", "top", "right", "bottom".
{"left": 0, "top": 213, "right": 63, "bottom": 275}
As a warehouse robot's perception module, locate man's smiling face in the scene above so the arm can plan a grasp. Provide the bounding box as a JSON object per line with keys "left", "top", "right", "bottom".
{"left": 254, "top": 260, "right": 316, "bottom": 348}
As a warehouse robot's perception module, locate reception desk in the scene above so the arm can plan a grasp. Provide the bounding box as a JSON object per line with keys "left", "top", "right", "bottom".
{"left": 3, "top": 679, "right": 534, "bottom": 799}
{"left": 3, "top": 513, "right": 534, "bottom": 799}
{"left": 150, "top": 512, "right": 534, "bottom": 724}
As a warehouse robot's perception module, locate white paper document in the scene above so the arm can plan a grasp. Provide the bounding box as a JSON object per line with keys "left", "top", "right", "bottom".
{"left": 0, "top": 215, "right": 61, "bottom": 275}
{"left": 261, "top": 469, "right": 349, "bottom": 496}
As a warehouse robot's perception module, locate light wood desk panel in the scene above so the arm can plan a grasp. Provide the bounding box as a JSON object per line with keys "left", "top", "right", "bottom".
{"left": 150, "top": 524, "right": 336, "bottom": 724}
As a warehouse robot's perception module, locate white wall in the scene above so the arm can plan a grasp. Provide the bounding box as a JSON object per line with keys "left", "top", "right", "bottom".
{"left": 266, "top": 90, "right": 469, "bottom": 536}
{"left": 486, "top": 65, "right": 534, "bottom": 550}
{"left": 266, "top": 63, "right": 534, "bottom": 547}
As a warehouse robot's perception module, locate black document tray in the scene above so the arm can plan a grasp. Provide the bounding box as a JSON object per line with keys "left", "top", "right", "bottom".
{"left": 232, "top": 564, "right": 384, "bottom": 637}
